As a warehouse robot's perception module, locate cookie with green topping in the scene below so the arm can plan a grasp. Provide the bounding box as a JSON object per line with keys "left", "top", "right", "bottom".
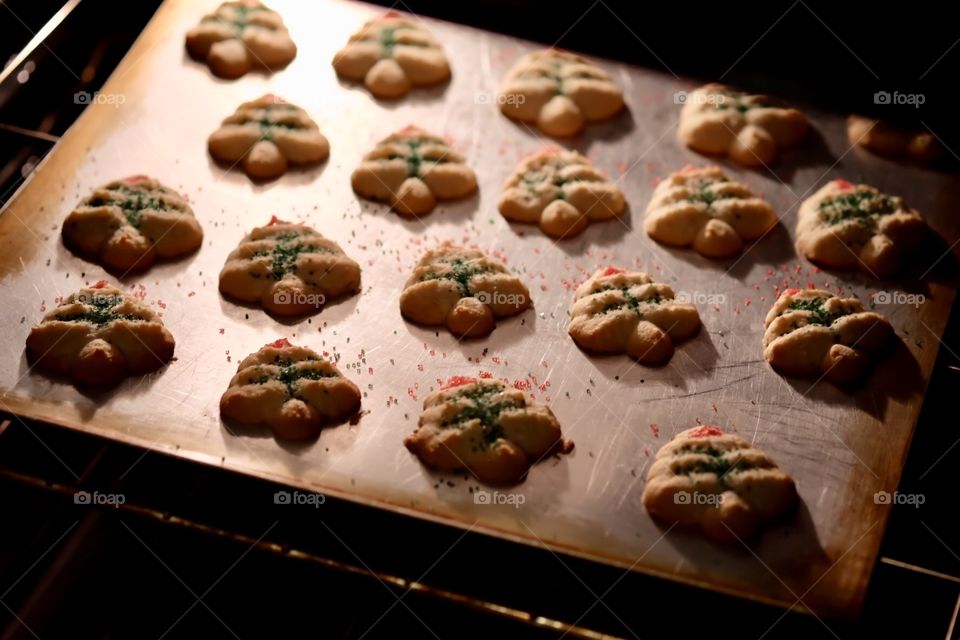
{"left": 26, "top": 281, "right": 175, "bottom": 388}
{"left": 498, "top": 148, "right": 625, "bottom": 239}
{"left": 678, "top": 83, "right": 808, "bottom": 167}
{"left": 568, "top": 267, "right": 701, "bottom": 365}
{"left": 208, "top": 95, "right": 329, "bottom": 180}
{"left": 405, "top": 376, "right": 572, "bottom": 484}
{"left": 497, "top": 49, "right": 624, "bottom": 137}
{"left": 62, "top": 176, "right": 203, "bottom": 274}
{"left": 332, "top": 12, "right": 450, "bottom": 99}
{"left": 351, "top": 126, "right": 476, "bottom": 216}
{"left": 185, "top": 0, "right": 296, "bottom": 79}
{"left": 399, "top": 242, "right": 531, "bottom": 339}
{"left": 220, "top": 339, "right": 361, "bottom": 441}
{"left": 796, "top": 179, "right": 927, "bottom": 277}
{"left": 763, "top": 288, "right": 894, "bottom": 386}
{"left": 643, "top": 425, "right": 798, "bottom": 542}
{"left": 644, "top": 166, "right": 777, "bottom": 258}
{"left": 219, "top": 218, "right": 361, "bottom": 317}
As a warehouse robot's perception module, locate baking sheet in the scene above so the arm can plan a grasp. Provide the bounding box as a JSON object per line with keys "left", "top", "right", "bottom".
{"left": 1, "top": 0, "right": 958, "bottom": 617}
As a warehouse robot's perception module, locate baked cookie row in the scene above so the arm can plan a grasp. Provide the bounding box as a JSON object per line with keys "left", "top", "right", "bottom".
{"left": 21, "top": 289, "right": 798, "bottom": 542}
{"left": 64, "top": 165, "right": 930, "bottom": 285}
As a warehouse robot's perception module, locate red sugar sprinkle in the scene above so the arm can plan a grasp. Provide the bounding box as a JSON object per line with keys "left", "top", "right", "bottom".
{"left": 688, "top": 425, "right": 723, "bottom": 438}
{"left": 92, "top": 280, "right": 109, "bottom": 289}
{"left": 649, "top": 423, "right": 660, "bottom": 437}
{"left": 267, "top": 338, "right": 291, "bottom": 348}
{"left": 601, "top": 266, "right": 624, "bottom": 276}
{"left": 834, "top": 179, "right": 854, "bottom": 190}
{"left": 442, "top": 376, "right": 477, "bottom": 390}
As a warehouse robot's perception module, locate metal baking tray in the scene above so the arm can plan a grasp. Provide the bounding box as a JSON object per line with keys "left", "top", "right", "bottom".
{"left": 1, "top": 0, "right": 958, "bottom": 617}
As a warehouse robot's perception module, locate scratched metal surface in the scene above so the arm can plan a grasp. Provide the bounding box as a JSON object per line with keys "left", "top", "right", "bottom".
{"left": 0, "top": 0, "right": 958, "bottom": 616}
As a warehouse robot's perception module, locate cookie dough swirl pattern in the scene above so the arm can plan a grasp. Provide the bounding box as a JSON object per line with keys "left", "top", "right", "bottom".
{"left": 644, "top": 166, "right": 777, "bottom": 258}
{"left": 497, "top": 49, "right": 624, "bottom": 137}
{"left": 642, "top": 425, "right": 798, "bottom": 542}
{"left": 498, "top": 148, "right": 625, "bottom": 239}
{"left": 399, "top": 242, "right": 531, "bottom": 338}
{"left": 796, "top": 180, "right": 926, "bottom": 277}
{"left": 62, "top": 176, "right": 203, "bottom": 273}
{"left": 762, "top": 288, "right": 895, "bottom": 385}
{"left": 185, "top": 1, "right": 297, "bottom": 79}
{"left": 568, "top": 267, "right": 701, "bottom": 365}
{"left": 351, "top": 126, "right": 477, "bottom": 216}
{"left": 219, "top": 219, "right": 361, "bottom": 317}
{"left": 208, "top": 95, "right": 329, "bottom": 180}
{"left": 405, "top": 376, "right": 571, "bottom": 484}
{"left": 26, "top": 282, "right": 176, "bottom": 388}
{"left": 332, "top": 13, "right": 450, "bottom": 98}
{"left": 220, "top": 339, "right": 361, "bottom": 441}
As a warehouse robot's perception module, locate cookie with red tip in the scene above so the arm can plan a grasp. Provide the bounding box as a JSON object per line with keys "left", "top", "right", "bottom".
{"left": 333, "top": 13, "right": 450, "bottom": 99}
{"left": 405, "top": 377, "right": 571, "bottom": 484}
{"left": 219, "top": 219, "right": 360, "bottom": 317}
{"left": 220, "top": 340, "right": 361, "bottom": 441}
{"left": 185, "top": 0, "right": 296, "bottom": 79}
{"left": 208, "top": 95, "right": 329, "bottom": 180}
{"left": 568, "top": 268, "right": 701, "bottom": 365}
{"left": 26, "top": 283, "right": 175, "bottom": 388}
{"left": 62, "top": 176, "right": 203, "bottom": 274}
{"left": 399, "top": 242, "right": 530, "bottom": 339}
{"left": 643, "top": 425, "right": 798, "bottom": 542}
